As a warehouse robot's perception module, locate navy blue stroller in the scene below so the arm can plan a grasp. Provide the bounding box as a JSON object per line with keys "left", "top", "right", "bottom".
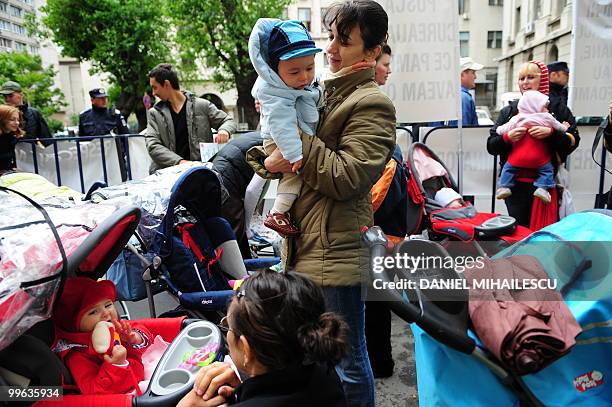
{"left": 146, "top": 166, "right": 279, "bottom": 318}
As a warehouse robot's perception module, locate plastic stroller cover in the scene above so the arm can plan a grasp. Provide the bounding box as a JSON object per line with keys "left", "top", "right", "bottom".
{"left": 90, "top": 162, "right": 228, "bottom": 248}
{"left": 0, "top": 190, "right": 124, "bottom": 351}
{"left": 411, "top": 211, "right": 612, "bottom": 406}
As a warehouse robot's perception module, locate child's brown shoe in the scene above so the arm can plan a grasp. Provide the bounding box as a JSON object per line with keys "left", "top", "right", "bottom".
{"left": 264, "top": 212, "right": 300, "bottom": 238}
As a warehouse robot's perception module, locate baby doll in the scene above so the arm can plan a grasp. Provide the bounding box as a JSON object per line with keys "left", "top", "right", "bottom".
{"left": 495, "top": 90, "right": 570, "bottom": 204}
{"left": 52, "top": 277, "right": 153, "bottom": 395}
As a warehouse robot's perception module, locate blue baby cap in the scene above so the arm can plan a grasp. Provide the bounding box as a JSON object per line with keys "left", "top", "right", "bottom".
{"left": 269, "top": 20, "right": 322, "bottom": 63}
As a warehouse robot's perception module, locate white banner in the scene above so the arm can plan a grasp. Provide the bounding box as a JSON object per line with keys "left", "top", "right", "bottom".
{"left": 127, "top": 136, "right": 152, "bottom": 180}
{"left": 15, "top": 139, "right": 123, "bottom": 193}
{"left": 569, "top": 0, "right": 612, "bottom": 116}
{"left": 377, "top": 0, "right": 461, "bottom": 123}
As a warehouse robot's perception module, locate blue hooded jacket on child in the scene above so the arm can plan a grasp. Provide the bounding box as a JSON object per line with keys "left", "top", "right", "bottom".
{"left": 248, "top": 18, "right": 322, "bottom": 164}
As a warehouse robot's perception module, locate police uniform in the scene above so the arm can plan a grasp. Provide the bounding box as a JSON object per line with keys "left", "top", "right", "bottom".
{"left": 78, "top": 88, "right": 130, "bottom": 137}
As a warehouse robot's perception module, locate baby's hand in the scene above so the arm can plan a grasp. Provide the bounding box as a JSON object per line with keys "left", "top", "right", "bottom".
{"left": 561, "top": 121, "right": 570, "bottom": 130}
{"left": 104, "top": 345, "right": 127, "bottom": 365}
{"left": 113, "top": 319, "right": 143, "bottom": 345}
{"left": 291, "top": 159, "right": 303, "bottom": 173}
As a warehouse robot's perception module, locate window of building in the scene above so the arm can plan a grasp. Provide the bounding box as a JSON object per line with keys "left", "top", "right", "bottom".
{"left": 12, "top": 23, "right": 25, "bottom": 35}
{"left": 488, "top": 0, "right": 503, "bottom": 5}
{"left": 29, "top": 44, "right": 38, "bottom": 53}
{"left": 0, "top": 2, "right": 7, "bottom": 13}
{"left": 0, "top": 36, "right": 11, "bottom": 48}
{"left": 459, "top": 31, "right": 470, "bottom": 57}
{"left": 0, "top": 19, "right": 10, "bottom": 31}
{"left": 281, "top": 7, "right": 288, "bottom": 20}
{"left": 487, "top": 31, "right": 502, "bottom": 48}
{"left": 320, "top": 7, "right": 328, "bottom": 31}
{"left": 9, "top": 5, "right": 22, "bottom": 18}
{"left": 548, "top": 44, "right": 558, "bottom": 62}
{"left": 298, "top": 8, "right": 311, "bottom": 32}
{"left": 534, "top": 0, "right": 542, "bottom": 18}
{"left": 458, "top": 0, "right": 469, "bottom": 14}
{"left": 514, "top": 6, "right": 521, "bottom": 36}
{"left": 507, "top": 59, "right": 514, "bottom": 91}
{"left": 14, "top": 41, "right": 26, "bottom": 51}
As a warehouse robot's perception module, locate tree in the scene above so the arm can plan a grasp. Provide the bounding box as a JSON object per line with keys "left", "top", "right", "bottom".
{"left": 0, "top": 52, "right": 66, "bottom": 131}
{"left": 168, "top": 0, "right": 291, "bottom": 129}
{"left": 32, "top": 0, "right": 172, "bottom": 131}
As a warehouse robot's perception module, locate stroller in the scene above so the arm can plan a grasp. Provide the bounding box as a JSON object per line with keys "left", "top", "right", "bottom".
{"left": 0, "top": 188, "right": 226, "bottom": 406}
{"left": 404, "top": 143, "right": 531, "bottom": 248}
{"left": 363, "top": 210, "right": 612, "bottom": 406}
{"left": 97, "top": 164, "right": 279, "bottom": 319}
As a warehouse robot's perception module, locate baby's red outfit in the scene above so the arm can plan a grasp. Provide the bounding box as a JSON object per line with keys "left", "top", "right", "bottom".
{"left": 52, "top": 277, "right": 153, "bottom": 394}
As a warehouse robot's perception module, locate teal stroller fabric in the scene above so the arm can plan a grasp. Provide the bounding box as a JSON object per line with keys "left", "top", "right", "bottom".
{"left": 411, "top": 211, "right": 612, "bottom": 406}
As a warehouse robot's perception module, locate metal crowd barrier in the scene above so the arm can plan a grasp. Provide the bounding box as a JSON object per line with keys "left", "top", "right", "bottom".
{"left": 16, "top": 134, "right": 145, "bottom": 193}
{"left": 420, "top": 124, "right": 609, "bottom": 213}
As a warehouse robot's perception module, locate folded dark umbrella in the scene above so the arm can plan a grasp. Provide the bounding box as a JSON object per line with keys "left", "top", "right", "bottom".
{"left": 466, "top": 255, "right": 582, "bottom": 375}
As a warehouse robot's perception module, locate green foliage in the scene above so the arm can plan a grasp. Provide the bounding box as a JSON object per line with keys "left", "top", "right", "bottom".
{"left": 36, "top": 0, "right": 172, "bottom": 120}
{"left": 0, "top": 52, "right": 66, "bottom": 119}
{"left": 47, "top": 118, "right": 64, "bottom": 133}
{"left": 69, "top": 113, "right": 80, "bottom": 126}
{"left": 168, "top": 0, "right": 290, "bottom": 88}
{"left": 168, "top": 0, "right": 291, "bottom": 127}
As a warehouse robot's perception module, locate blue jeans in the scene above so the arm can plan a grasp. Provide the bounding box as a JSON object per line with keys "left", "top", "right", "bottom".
{"left": 323, "top": 286, "right": 375, "bottom": 407}
{"left": 499, "top": 162, "right": 555, "bottom": 189}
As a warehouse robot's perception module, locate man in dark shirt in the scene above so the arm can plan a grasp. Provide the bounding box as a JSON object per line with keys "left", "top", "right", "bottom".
{"left": 78, "top": 88, "right": 130, "bottom": 137}
{"left": 1, "top": 81, "right": 52, "bottom": 144}
{"left": 169, "top": 100, "right": 189, "bottom": 160}
{"left": 145, "top": 63, "right": 236, "bottom": 173}
{"left": 547, "top": 61, "right": 569, "bottom": 107}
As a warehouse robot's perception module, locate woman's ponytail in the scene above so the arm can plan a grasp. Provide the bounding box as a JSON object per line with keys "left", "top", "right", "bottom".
{"left": 298, "top": 312, "right": 348, "bottom": 365}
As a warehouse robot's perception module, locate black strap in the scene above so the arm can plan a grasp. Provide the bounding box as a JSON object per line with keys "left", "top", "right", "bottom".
{"left": 0, "top": 186, "right": 68, "bottom": 285}
{"left": 591, "top": 118, "right": 612, "bottom": 176}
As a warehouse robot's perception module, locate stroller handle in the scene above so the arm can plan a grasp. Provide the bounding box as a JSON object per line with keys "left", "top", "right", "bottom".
{"left": 362, "top": 227, "right": 476, "bottom": 355}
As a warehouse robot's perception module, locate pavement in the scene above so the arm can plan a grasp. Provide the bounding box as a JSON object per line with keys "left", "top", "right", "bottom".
{"left": 125, "top": 291, "right": 419, "bottom": 406}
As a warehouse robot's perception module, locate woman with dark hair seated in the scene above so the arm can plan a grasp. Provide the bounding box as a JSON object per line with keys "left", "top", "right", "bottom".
{"left": 178, "top": 270, "right": 349, "bottom": 407}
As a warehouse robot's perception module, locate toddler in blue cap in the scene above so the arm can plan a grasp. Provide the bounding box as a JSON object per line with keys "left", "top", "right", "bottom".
{"left": 248, "top": 19, "right": 322, "bottom": 238}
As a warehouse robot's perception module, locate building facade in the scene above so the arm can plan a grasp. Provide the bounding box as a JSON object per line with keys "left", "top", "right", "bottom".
{"left": 458, "top": 0, "right": 505, "bottom": 110}
{"left": 497, "top": 0, "right": 572, "bottom": 108}
{"left": 0, "top": 0, "right": 39, "bottom": 54}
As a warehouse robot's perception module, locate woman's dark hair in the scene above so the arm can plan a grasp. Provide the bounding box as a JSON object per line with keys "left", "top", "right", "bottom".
{"left": 148, "top": 63, "right": 180, "bottom": 90}
{"left": 230, "top": 270, "right": 348, "bottom": 371}
{"left": 381, "top": 44, "right": 392, "bottom": 57}
{"left": 324, "top": 0, "right": 388, "bottom": 50}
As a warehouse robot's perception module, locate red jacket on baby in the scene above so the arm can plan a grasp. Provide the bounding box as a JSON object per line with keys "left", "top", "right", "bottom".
{"left": 497, "top": 90, "right": 569, "bottom": 168}
{"left": 52, "top": 277, "right": 152, "bottom": 395}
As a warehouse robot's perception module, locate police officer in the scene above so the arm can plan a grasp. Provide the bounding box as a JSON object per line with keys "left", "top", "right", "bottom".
{"left": 78, "top": 88, "right": 130, "bottom": 137}
{"left": 547, "top": 61, "right": 570, "bottom": 107}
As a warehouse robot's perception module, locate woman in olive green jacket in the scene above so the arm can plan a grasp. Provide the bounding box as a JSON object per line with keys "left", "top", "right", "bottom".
{"left": 264, "top": 2, "right": 396, "bottom": 406}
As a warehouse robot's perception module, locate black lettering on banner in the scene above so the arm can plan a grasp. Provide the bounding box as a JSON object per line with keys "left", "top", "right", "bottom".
{"left": 383, "top": 0, "right": 436, "bottom": 13}
{"left": 402, "top": 81, "right": 455, "bottom": 101}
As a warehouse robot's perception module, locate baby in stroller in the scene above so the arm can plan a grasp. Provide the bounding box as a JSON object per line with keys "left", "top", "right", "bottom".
{"left": 433, "top": 187, "right": 465, "bottom": 209}
{"left": 53, "top": 277, "right": 155, "bottom": 395}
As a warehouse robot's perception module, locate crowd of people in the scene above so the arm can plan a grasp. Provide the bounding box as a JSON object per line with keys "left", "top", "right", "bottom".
{"left": 3, "top": 0, "right": 612, "bottom": 406}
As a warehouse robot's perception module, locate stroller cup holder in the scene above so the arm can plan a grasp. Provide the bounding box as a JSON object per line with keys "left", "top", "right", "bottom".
{"left": 148, "top": 321, "right": 223, "bottom": 397}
